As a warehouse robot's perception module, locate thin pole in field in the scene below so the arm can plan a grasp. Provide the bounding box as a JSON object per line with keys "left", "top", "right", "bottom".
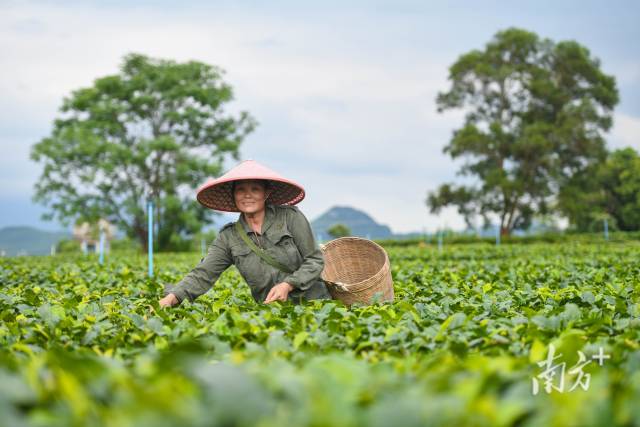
{"left": 496, "top": 225, "right": 501, "bottom": 246}
{"left": 99, "top": 229, "right": 105, "bottom": 265}
{"left": 148, "top": 199, "right": 154, "bottom": 277}
{"left": 604, "top": 218, "right": 609, "bottom": 241}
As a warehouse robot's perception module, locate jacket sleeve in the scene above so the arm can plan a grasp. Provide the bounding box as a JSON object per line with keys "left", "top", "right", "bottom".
{"left": 164, "top": 232, "right": 233, "bottom": 303}
{"left": 282, "top": 207, "right": 325, "bottom": 291}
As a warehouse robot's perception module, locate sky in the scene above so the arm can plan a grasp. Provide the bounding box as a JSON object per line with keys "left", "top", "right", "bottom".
{"left": 1, "top": 0, "right": 639, "bottom": 234}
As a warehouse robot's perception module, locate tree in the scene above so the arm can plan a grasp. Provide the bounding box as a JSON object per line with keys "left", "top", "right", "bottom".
{"left": 598, "top": 148, "right": 640, "bottom": 231}
{"left": 560, "top": 147, "right": 640, "bottom": 231}
{"left": 327, "top": 224, "right": 351, "bottom": 239}
{"left": 555, "top": 162, "right": 605, "bottom": 231}
{"left": 426, "top": 28, "right": 618, "bottom": 235}
{"left": 31, "top": 53, "right": 256, "bottom": 251}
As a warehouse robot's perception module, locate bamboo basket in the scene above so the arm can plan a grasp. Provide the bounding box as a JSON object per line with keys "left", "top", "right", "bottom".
{"left": 320, "top": 237, "right": 394, "bottom": 305}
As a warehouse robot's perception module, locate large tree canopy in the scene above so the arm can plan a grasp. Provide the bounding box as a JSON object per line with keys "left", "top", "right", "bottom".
{"left": 31, "top": 53, "right": 256, "bottom": 250}
{"left": 559, "top": 147, "right": 640, "bottom": 231}
{"left": 427, "top": 28, "right": 618, "bottom": 235}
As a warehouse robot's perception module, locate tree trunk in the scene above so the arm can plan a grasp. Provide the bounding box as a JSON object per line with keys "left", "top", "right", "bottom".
{"left": 134, "top": 224, "right": 148, "bottom": 253}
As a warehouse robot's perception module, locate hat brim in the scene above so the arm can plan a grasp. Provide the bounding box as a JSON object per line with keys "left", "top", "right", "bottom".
{"left": 196, "top": 176, "right": 305, "bottom": 212}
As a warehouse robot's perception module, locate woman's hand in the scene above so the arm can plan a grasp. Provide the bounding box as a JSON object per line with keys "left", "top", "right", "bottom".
{"left": 159, "top": 293, "right": 179, "bottom": 308}
{"left": 264, "top": 282, "right": 294, "bottom": 304}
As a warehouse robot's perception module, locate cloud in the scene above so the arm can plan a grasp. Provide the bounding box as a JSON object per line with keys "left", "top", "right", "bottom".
{"left": 0, "top": 1, "right": 468, "bottom": 232}
{"left": 610, "top": 113, "right": 640, "bottom": 151}
{"left": 1, "top": 1, "right": 638, "bottom": 233}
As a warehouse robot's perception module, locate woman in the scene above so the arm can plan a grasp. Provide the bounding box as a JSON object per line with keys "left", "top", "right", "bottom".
{"left": 159, "top": 160, "right": 332, "bottom": 307}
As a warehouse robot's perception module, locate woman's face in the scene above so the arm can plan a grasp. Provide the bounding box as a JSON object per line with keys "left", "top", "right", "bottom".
{"left": 233, "top": 179, "right": 270, "bottom": 214}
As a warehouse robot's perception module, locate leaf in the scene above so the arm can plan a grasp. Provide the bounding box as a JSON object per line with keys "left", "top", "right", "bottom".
{"left": 529, "top": 339, "right": 547, "bottom": 363}
{"left": 293, "top": 332, "right": 309, "bottom": 350}
{"left": 147, "top": 317, "right": 165, "bottom": 335}
{"left": 435, "top": 312, "right": 467, "bottom": 341}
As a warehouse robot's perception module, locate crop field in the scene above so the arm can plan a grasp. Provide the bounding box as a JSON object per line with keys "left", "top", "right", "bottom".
{"left": 1, "top": 242, "right": 639, "bottom": 427}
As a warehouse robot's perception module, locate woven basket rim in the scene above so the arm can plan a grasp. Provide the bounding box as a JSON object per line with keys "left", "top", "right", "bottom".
{"left": 320, "top": 237, "right": 390, "bottom": 292}
{"left": 321, "top": 236, "right": 385, "bottom": 250}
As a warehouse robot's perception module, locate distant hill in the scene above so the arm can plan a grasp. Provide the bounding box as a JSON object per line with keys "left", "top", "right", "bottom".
{"left": 0, "top": 206, "right": 417, "bottom": 256}
{"left": 0, "top": 226, "right": 70, "bottom": 256}
{"left": 211, "top": 206, "right": 406, "bottom": 241}
{"left": 311, "top": 206, "right": 393, "bottom": 240}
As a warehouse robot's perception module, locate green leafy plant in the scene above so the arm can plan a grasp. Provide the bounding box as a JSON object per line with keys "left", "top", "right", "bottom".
{"left": 1, "top": 242, "right": 639, "bottom": 426}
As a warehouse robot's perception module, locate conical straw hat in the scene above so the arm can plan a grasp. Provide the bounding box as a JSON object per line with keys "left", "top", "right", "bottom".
{"left": 196, "top": 160, "right": 306, "bottom": 212}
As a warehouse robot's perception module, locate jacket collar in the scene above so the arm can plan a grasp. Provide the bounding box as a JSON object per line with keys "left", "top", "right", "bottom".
{"left": 237, "top": 204, "right": 276, "bottom": 235}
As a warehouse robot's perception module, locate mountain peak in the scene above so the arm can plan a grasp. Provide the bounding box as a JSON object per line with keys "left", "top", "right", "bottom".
{"left": 311, "top": 206, "right": 392, "bottom": 240}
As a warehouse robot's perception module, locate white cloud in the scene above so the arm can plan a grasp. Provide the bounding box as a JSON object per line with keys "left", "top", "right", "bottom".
{"left": 2, "top": 1, "right": 638, "bottom": 233}
{"left": 610, "top": 113, "right": 640, "bottom": 151}
{"left": 0, "top": 1, "right": 469, "bottom": 232}
{"left": 609, "top": 61, "right": 640, "bottom": 86}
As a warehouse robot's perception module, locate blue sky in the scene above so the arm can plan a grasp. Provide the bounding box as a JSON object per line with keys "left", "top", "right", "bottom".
{"left": 1, "top": 0, "right": 639, "bottom": 233}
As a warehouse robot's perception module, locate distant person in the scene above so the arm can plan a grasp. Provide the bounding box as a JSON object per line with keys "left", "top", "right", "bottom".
{"left": 159, "top": 160, "right": 331, "bottom": 307}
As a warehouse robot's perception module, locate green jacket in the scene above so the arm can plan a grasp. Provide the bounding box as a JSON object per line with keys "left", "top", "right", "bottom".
{"left": 165, "top": 204, "right": 332, "bottom": 304}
